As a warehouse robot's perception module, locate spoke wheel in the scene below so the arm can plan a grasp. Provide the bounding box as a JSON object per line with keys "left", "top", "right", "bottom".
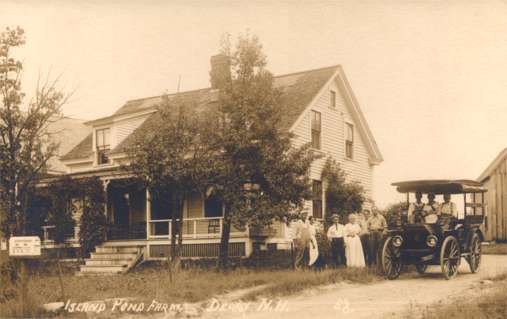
{"left": 440, "top": 236, "right": 460, "bottom": 280}
{"left": 381, "top": 237, "right": 402, "bottom": 280}
{"left": 467, "top": 233, "right": 482, "bottom": 273}
{"left": 415, "top": 263, "right": 427, "bottom": 274}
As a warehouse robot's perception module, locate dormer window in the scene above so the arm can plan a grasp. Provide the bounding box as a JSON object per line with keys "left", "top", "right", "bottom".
{"left": 96, "top": 128, "right": 110, "bottom": 165}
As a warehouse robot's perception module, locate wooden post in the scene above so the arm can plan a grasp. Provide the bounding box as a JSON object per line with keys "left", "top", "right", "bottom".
{"left": 103, "top": 180, "right": 110, "bottom": 241}
{"left": 146, "top": 188, "right": 151, "bottom": 259}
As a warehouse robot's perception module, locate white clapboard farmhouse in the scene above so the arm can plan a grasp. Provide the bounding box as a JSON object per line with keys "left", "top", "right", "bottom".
{"left": 50, "top": 58, "right": 382, "bottom": 272}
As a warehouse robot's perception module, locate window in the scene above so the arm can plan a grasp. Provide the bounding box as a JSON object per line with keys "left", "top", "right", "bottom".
{"left": 330, "top": 90, "right": 336, "bottom": 108}
{"left": 345, "top": 123, "right": 354, "bottom": 159}
{"left": 96, "top": 128, "right": 110, "bottom": 165}
{"left": 312, "top": 180, "right": 323, "bottom": 219}
{"left": 204, "top": 194, "right": 223, "bottom": 218}
{"left": 311, "top": 111, "right": 321, "bottom": 149}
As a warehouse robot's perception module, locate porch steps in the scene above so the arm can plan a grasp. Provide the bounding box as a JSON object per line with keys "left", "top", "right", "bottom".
{"left": 79, "top": 244, "right": 143, "bottom": 275}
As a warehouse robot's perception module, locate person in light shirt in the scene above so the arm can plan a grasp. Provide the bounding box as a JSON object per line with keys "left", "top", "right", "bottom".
{"left": 423, "top": 193, "right": 439, "bottom": 224}
{"left": 440, "top": 193, "right": 458, "bottom": 218}
{"left": 327, "top": 214, "right": 346, "bottom": 267}
{"left": 407, "top": 191, "right": 425, "bottom": 223}
{"left": 293, "top": 212, "right": 310, "bottom": 270}
{"left": 367, "top": 208, "right": 387, "bottom": 265}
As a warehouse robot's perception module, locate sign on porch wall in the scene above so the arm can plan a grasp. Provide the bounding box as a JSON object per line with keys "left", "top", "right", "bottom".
{"left": 9, "top": 236, "right": 41, "bottom": 258}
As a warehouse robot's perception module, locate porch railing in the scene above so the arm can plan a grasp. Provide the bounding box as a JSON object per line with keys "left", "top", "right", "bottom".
{"left": 42, "top": 225, "right": 80, "bottom": 242}
{"left": 148, "top": 217, "right": 247, "bottom": 240}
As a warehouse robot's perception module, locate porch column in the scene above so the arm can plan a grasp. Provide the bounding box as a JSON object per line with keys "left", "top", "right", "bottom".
{"left": 102, "top": 179, "right": 110, "bottom": 218}
{"left": 102, "top": 179, "right": 110, "bottom": 241}
{"left": 145, "top": 188, "right": 151, "bottom": 259}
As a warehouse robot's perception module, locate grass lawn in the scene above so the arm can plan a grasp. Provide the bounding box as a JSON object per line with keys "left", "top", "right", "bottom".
{"left": 405, "top": 273, "right": 507, "bottom": 319}
{"left": 482, "top": 243, "right": 507, "bottom": 255}
{"left": 1, "top": 262, "right": 380, "bottom": 317}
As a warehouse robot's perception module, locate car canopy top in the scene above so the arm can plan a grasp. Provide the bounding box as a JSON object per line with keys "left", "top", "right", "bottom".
{"left": 392, "top": 179, "right": 486, "bottom": 194}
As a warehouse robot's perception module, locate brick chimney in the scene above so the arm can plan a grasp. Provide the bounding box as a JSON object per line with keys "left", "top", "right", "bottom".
{"left": 209, "top": 54, "right": 231, "bottom": 89}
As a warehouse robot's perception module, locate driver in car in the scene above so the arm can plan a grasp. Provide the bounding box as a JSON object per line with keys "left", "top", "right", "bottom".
{"left": 407, "top": 191, "right": 425, "bottom": 223}
{"left": 422, "top": 192, "right": 439, "bottom": 223}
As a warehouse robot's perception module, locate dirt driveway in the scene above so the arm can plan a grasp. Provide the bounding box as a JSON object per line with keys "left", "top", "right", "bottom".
{"left": 201, "top": 255, "right": 507, "bottom": 319}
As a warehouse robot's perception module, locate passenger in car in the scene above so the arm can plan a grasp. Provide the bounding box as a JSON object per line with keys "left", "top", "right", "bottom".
{"left": 440, "top": 193, "right": 458, "bottom": 218}
{"left": 423, "top": 193, "right": 439, "bottom": 223}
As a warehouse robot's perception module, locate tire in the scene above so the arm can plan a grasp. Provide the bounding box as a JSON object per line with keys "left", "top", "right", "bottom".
{"left": 440, "top": 236, "right": 460, "bottom": 280}
{"left": 381, "top": 237, "right": 402, "bottom": 280}
{"left": 467, "top": 233, "right": 482, "bottom": 273}
{"left": 415, "top": 263, "right": 427, "bottom": 274}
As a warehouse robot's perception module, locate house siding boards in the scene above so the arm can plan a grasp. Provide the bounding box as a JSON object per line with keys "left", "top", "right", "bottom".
{"left": 478, "top": 149, "right": 507, "bottom": 242}
{"left": 291, "top": 77, "right": 374, "bottom": 216}
{"left": 114, "top": 115, "right": 149, "bottom": 150}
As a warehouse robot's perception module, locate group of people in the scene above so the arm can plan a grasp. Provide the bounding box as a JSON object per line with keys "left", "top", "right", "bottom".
{"left": 289, "top": 209, "right": 387, "bottom": 269}
{"left": 407, "top": 192, "right": 458, "bottom": 224}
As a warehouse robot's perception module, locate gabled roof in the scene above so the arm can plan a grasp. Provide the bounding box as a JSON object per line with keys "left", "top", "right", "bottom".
{"left": 61, "top": 65, "right": 382, "bottom": 164}
{"left": 478, "top": 148, "right": 507, "bottom": 182}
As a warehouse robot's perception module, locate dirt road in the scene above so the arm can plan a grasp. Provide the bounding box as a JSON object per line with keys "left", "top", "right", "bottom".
{"left": 201, "top": 255, "right": 507, "bottom": 319}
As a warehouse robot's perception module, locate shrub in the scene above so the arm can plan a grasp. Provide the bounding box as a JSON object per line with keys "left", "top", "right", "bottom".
{"left": 322, "top": 158, "right": 365, "bottom": 222}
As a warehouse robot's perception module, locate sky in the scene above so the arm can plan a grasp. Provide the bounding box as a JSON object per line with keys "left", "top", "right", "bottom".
{"left": 1, "top": 0, "right": 507, "bottom": 207}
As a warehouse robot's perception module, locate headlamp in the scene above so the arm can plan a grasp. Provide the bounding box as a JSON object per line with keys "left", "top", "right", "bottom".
{"left": 426, "top": 235, "right": 438, "bottom": 247}
{"left": 392, "top": 235, "right": 403, "bottom": 247}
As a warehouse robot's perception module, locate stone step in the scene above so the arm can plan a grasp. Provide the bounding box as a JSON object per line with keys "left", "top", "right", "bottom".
{"left": 95, "top": 246, "right": 140, "bottom": 254}
{"left": 79, "top": 265, "right": 126, "bottom": 274}
{"left": 85, "top": 259, "right": 132, "bottom": 266}
{"left": 90, "top": 252, "right": 138, "bottom": 260}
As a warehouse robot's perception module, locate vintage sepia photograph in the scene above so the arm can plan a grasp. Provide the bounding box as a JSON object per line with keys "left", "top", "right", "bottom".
{"left": 0, "top": 1, "right": 506, "bottom": 318}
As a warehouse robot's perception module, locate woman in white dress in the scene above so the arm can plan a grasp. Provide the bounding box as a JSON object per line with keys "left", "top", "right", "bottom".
{"left": 307, "top": 216, "right": 319, "bottom": 266}
{"left": 344, "top": 214, "right": 366, "bottom": 268}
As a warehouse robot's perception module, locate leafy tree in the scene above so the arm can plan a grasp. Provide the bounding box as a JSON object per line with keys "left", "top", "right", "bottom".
{"left": 382, "top": 201, "right": 407, "bottom": 227}
{"left": 0, "top": 27, "right": 68, "bottom": 314}
{"left": 41, "top": 176, "right": 77, "bottom": 300}
{"left": 126, "top": 95, "right": 218, "bottom": 272}
{"left": 0, "top": 26, "right": 68, "bottom": 239}
{"left": 78, "top": 177, "right": 107, "bottom": 257}
{"left": 211, "top": 33, "right": 317, "bottom": 269}
{"left": 322, "top": 157, "right": 366, "bottom": 223}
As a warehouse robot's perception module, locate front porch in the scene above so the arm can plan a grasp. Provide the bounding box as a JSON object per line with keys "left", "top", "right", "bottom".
{"left": 40, "top": 178, "right": 293, "bottom": 261}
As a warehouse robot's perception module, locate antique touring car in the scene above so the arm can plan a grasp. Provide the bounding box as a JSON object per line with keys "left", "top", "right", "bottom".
{"left": 381, "top": 179, "right": 485, "bottom": 280}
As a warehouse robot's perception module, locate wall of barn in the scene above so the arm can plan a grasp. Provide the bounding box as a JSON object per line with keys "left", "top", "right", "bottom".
{"left": 483, "top": 161, "right": 507, "bottom": 241}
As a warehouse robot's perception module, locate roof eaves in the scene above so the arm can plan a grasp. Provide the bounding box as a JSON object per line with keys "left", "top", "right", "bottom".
{"left": 477, "top": 148, "right": 507, "bottom": 182}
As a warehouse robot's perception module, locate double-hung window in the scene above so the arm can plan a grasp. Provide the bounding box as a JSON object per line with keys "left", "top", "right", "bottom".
{"left": 96, "top": 128, "right": 110, "bottom": 165}
{"left": 311, "top": 111, "right": 321, "bottom": 150}
{"left": 312, "top": 180, "right": 323, "bottom": 219}
{"left": 345, "top": 122, "right": 354, "bottom": 159}
{"left": 330, "top": 90, "right": 336, "bottom": 108}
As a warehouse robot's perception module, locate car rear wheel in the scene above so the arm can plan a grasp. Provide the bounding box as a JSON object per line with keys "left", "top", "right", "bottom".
{"left": 381, "top": 237, "right": 402, "bottom": 280}
{"left": 467, "top": 233, "right": 481, "bottom": 273}
{"left": 440, "top": 236, "right": 460, "bottom": 280}
{"left": 415, "top": 263, "right": 427, "bottom": 274}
